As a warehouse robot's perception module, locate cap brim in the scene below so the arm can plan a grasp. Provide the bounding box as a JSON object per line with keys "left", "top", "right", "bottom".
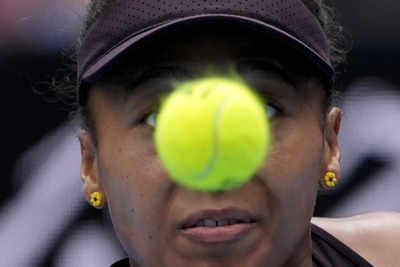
{"left": 81, "top": 13, "right": 334, "bottom": 85}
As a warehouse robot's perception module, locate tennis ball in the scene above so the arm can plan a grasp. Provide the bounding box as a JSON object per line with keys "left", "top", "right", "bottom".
{"left": 154, "top": 77, "right": 271, "bottom": 191}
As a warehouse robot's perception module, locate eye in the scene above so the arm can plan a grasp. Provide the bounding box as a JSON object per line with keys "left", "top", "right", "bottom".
{"left": 266, "top": 103, "right": 278, "bottom": 119}
{"left": 143, "top": 110, "right": 157, "bottom": 128}
{"left": 140, "top": 101, "right": 162, "bottom": 129}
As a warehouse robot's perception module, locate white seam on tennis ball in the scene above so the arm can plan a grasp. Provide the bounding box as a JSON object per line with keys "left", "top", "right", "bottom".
{"left": 191, "top": 95, "right": 233, "bottom": 180}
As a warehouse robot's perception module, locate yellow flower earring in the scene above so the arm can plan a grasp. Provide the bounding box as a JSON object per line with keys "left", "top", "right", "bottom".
{"left": 90, "top": 192, "right": 103, "bottom": 208}
{"left": 323, "top": 171, "right": 338, "bottom": 189}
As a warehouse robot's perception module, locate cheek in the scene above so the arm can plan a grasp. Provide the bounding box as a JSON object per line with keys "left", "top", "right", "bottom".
{"left": 97, "top": 127, "right": 171, "bottom": 255}
{"left": 263, "top": 118, "right": 324, "bottom": 219}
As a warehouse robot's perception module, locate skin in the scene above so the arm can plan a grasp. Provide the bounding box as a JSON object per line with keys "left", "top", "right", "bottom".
{"left": 312, "top": 212, "right": 400, "bottom": 266}
{"left": 79, "top": 28, "right": 342, "bottom": 267}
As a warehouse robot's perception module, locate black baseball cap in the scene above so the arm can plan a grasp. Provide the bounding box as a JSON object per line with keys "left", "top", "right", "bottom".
{"left": 77, "top": 0, "right": 334, "bottom": 105}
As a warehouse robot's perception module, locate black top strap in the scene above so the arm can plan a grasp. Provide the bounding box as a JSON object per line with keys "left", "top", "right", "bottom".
{"left": 311, "top": 223, "right": 373, "bottom": 267}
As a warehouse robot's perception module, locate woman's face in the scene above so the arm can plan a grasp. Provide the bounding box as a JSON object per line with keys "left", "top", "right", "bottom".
{"left": 80, "top": 28, "right": 341, "bottom": 267}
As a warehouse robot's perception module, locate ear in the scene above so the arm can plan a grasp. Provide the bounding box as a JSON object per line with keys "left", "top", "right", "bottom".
{"left": 79, "top": 129, "right": 107, "bottom": 209}
{"left": 323, "top": 107, "right": 342, "bottom": 180}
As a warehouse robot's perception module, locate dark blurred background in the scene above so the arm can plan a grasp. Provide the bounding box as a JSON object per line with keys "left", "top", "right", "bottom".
{"left": 1, "top": 1, "right": 399, "bottom": 266}
{"left": 0, "top": 0, "right": 83, "bottom": 203}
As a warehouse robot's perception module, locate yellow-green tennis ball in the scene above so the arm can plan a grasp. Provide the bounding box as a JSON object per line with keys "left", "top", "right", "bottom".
{"left": 154, "top": 77, "right": 271, "bottom": 191}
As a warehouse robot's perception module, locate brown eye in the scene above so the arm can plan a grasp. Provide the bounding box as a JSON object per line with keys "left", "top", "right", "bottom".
{"left": 266, "top": 104, "right": 278, "bottom": 119}
{"left": 142, "top": 111, "right": 157, "bottom": 128}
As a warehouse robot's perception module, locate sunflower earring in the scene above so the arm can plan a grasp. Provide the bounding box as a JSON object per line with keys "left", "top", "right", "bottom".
{"left": 90, "top": 191, "right": 103, "bottom": 208}
{"left": 322, "top": 171, "right": 339, "bottom": 189}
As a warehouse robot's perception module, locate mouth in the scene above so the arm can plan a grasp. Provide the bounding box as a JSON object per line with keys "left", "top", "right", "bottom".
{"left": 179, "top": 208, "right": 258, "bottom": 243}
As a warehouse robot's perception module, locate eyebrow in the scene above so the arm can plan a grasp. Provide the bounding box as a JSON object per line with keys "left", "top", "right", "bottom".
{"left": 237, "top": 56, "right": 297, "bottom": 87}
{"left": 125, "top": 64, "right": 193, "bottom": 89}
{"left": 126, "top": 56, "right": 297, "bottom": 98}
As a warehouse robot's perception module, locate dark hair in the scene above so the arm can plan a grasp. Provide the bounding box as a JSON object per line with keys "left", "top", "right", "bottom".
{"left": 57, "top": 0, "right": 349, "bottom": 133}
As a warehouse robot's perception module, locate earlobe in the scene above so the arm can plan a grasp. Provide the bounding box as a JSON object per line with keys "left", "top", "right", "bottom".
{"left": 323, "top": 107, "right": 342, "bottom": 183}
{"left": 79, "top": 130, "right": 107, "bottom": 208}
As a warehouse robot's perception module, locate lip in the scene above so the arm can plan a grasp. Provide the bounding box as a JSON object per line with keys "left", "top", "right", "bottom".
{"left": 178, "top": 207, "right": 258, "bottom": 243}
{"left": 179, "top": 208, "right": 257, "bottom": 229}
{"left": 181, "top": 222, "right": 256, "bottom": 243}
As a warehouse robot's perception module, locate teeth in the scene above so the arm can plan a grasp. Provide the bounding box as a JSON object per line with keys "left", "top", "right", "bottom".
{"left": 194, "top": 220, "right": 205, "bottom": 227}
{"left": 189, "top": 218, "right": 253, "bottom": 228}
{"left": 204, "top": 219, "right": 217, "bottom": 227}
{"left": 218, "top": 219, "right": 229, "bottom": 226}
{"left": 228, "top": 219, "right": 240, "bottom": 225}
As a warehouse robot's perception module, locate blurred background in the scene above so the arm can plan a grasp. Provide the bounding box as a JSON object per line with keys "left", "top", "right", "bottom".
{"left": 0, "top": 0, "right": 399, "bottom": 266}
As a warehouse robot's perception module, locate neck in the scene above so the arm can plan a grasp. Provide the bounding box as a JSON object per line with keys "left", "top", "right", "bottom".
{"left": 129, "top": 258, "right": 141, "bottom": 267}
{"left": 282, "top": 224, "right": 313, "bottom": 267}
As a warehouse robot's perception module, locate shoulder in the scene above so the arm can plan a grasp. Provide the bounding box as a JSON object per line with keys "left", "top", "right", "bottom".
{"left": 312, "top": 212, "right": 400, "bottom": 267}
